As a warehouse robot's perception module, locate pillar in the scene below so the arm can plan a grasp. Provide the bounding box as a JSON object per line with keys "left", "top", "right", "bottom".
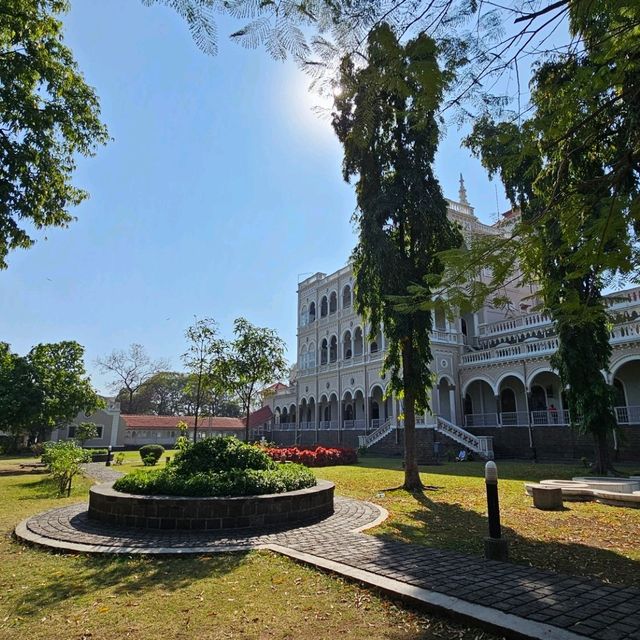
{"left": 449, "top": 386, "right": 457, "bottom": 425}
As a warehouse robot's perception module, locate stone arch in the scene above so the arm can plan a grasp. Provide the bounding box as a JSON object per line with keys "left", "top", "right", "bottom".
{"left": 320, "top": 296, "right": 328, "bottom": 318}
{"left": 353, "top": 326, "right": 364, "bottom": 357}
{"left": 462, "top": 375, "right": 496, "bottom": 396}
{"left": 308, "top": 301, "right": 316, "bottom": 323}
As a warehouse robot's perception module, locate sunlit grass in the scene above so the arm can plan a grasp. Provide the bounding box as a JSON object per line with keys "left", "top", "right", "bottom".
{"left": 0, "top": 457, "right": 499, "bottom": 640}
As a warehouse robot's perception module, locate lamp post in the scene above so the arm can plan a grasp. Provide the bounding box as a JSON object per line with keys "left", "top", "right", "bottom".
{"left": 484, "top": 461, "right": 509, "bottom": 561}
{"left": 105, "top": 445, "right": 112, "bottom": 467}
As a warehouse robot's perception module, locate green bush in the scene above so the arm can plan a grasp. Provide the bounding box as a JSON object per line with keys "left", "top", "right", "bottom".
{"left": 139, "top": 444, "right": 164, "bottom": 464}
{"left": 85, "top": 448, "right": 108, "bottom": 455}
{"left": 142, "top": 454, "right": 158, "bottom": 466}
{"left": 114, "top": 464, "right": 315, "bottom": 497}
{"left": 171, "top": 436, "right": 272, "bottom": 475}
{"left": 41, "top": 441, "right": 91, "bottom": 496}
{"left": 114, "top": 436, "right": 316, "bottom": 497}
{"left": 113, "top": 452, "right": 125, "bottom": 466}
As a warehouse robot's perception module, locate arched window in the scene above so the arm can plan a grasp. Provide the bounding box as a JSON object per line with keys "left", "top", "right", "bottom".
{"left": 343, "top": 331, "right": 352, "bottom": 359}
{"left": 308, "top": 342, "right": 316, "bottom": 368}
{"left": 320, "top": 339, "right": 328, "bottom": 365}
{"left": 531, "top": 385, "right": 547, "bottom": 411}
{"left": 370, "top": 326, "right": 383, "bottom": 353}
{"left": 354, "top": 327, "right": 364, "bottom": 356}
{"left": 329, "top": 336, "right": 338, "bottom": 363}
{"left": 300, "top": 305, "right": 308, "bottom": 327}
{"left": 309, "top": 302, "right": 316, "bottom": 323}
{"left": 342, "top": 285, "right": 352, "bottom": 308}
{"left": 434, "top": 308, "right": 446, "bottom": 331}
{"left": 300, "top": 344, "right": 307, "bottom": 369}
{"left": 320, "top": 296, "right": 328, "bottom": 318}
{"left": 329, "top": 291, "right": 337, "bottom": 314}
{"left": 344, "top": 404, "right": 354, "bottom": 420}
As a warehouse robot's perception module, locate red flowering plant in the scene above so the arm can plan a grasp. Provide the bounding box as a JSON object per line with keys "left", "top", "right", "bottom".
{"left": 264, "top": 445, "right": 357, "bottom": 467}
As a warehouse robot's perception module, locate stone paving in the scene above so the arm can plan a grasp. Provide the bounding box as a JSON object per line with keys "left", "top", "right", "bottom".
{"left": 14, "top": 464, "right": 640, "bottom": 640}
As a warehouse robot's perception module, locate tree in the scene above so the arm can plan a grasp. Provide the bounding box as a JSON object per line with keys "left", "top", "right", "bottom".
{"left": 331, "top": 24, "right": 461, "bottom": 491}
{"left": 0, "top": 0, "right": 109, "bottom": 269}
{"left": 446, "top": 2, "right": 640, "bottom": 475}
{"left": 74, "top": 421, "right": 98, "bottom": 446}
{"left": 96, "top": 344, "right": 169, "bottom": 413}
{"left": 27, "top": 341, "right": 103, "bottom": 442}
{"left": 222, "top": 318, "right": 288, "bottom": 443}
{"left": 182, "top": 318, "right": 226, "bottom": 443}
{"left": 0, "top": 343, "right": 41, "bottom": 447}
{"left": 41, "top": 440, "right": 91, "bottom": 496}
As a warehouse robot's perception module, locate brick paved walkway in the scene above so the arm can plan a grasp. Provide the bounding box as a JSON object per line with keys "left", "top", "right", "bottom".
{"left": 14, "top": 485, "right": 640, "bottom": 640}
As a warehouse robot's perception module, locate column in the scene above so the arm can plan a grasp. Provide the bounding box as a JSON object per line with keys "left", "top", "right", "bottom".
{"left": 495, "top": 395, "right": 501, "bottom": 426}
{"left": 448, "top": 386, "right": 457, "bottom": 425}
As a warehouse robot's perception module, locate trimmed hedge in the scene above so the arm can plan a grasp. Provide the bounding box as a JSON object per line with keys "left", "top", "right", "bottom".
{"left": 265, "top": 446, "right": 357, "bottom": 467}
{"left": 114, "top": 436, "right": 316, "bottom": 497}
{"left": 139, "top": 444, "right": 165, "bottom": 465}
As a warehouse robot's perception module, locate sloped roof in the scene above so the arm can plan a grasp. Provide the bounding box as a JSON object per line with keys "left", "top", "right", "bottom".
{"left": 246, "top": 406, "right": 273, "bottom": 428}
{"left": 121, "top": 415, "right": 244, "bottom": 430}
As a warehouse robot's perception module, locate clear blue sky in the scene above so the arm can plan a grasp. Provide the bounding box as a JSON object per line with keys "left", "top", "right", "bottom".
{"left": 0, "top": 0, "right": 509, "bottom": 394}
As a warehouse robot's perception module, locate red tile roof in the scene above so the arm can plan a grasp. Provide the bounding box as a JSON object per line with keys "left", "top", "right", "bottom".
{"left": 121, "top": 415, "right": 244, "bottom": 430}
{"left": 246, "top": 406, "right": 273, "bottom": 428}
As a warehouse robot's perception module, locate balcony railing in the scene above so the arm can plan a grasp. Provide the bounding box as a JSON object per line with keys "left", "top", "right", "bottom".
{"left": 464, "top": 408, "right": 640, "bottom": 427}
{"left": 461, "top": 338, "right": 559, "bottom": 366}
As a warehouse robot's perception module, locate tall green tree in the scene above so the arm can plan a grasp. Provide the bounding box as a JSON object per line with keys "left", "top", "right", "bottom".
{"left": 0, "top": 0, "right": 108, "bottom": 268}
{"left": 459, "top": 2, "right": 640, "bottom": 474}
{"left": 182, "top": 318, "right": 226, "bottom": 443}
{"left": 223, "top": 318, "right": 288, "bottom": 443}
{"left": 332, "top": 24, "right": 461, "bottom": 490}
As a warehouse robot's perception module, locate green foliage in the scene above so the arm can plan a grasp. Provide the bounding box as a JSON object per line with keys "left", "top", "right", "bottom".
{"left": 139, "top": 444, "right": 165, "bottom": 465}
{"left": 455, "top": 1, "right": 640, "bottom": 473}
{"left": 0, "top": 0, "right": 108, "bottom": 269}
{"left": 0, "top": 341, "right": 102, "bottom": 442}
{"left": 174, "top": 420, "right": 190, "bottom": 451}
{"left": 171, "top": 436, "right": 273, "bottom": 475}
{"left": 222, "top": 318, "right": 288, "bottom": 442}
{"left": 41, "top": 440, "right": 91, "bottom": 496}
{"left": 74, "top": 422, "right": 99, "bottom": 445}
{"left": 114, "top": 436, "right": 316, "bottom": 497}
{"left": 113, "top": 452, "right": 125, "bottom": 466}
{"left": 114, "top": 463, "right": 315, "bottom": 497}
{"left": 331, "top": 24, "right": 461, "bottom": 489}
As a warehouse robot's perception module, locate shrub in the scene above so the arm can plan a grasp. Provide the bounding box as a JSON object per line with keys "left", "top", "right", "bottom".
{"left": 85, "top": 448, "right": 108, "bottom": 455}
{"left": 30, "top": 442, "right": 47, "bottom": 457}
{"left": 41, "top": 441, "right": 91, "bottom": 496}
{"left": 113, "top": 436, "right": 316, "bottom": 497}
{"left": 171, "top": 436, "right": 272, "bottom": 475}
{"left": 265, "top": 445, "right": 357, "bottom": 467}
{"left": 139, "top": 444, "right": 164, "bottom": 465}
{"left": 142, "top": 454, "right": 158, "bottom": 466}
{"left": 113, "top": 452, "right": 125, "bottom": 466}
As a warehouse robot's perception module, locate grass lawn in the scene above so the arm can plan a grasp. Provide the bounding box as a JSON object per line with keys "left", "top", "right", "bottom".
{"left": 314, "top": 457, "right": 640, "bottom": 587}
{"left": 0, "top": 456, "right": 500, "bottom": 640}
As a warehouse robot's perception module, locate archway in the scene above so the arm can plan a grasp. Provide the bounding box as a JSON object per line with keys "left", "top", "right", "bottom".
{"left": 329, "top": 336, "right": 338, "bottom": 363}
{"left": 342, "top": 285, "right": 352, "bottom": 308}
{"left": 463, "top": 379, "right": 496, "bottom": 426}
{"left": 611, "top": 358, "right": 640, "bottom": 423}
{"left": 529, "top": 370, "right": 564, "bottom": 424}
{"left": 320, "top": 296, "right": 328, "bottom": 318}
{"left": 497, "top": 374, "right": 527, "bottom": 426}
{"left": 329, "top": 291, "right": 337, "bottom": 314}
{"left": 437, "top": 377, "right": 453, "bottom": 421}
{"left": 343, "top": 331, "right": 352, "bottom": 360}
{"left": 354, "top": 327, "right": 364, "bottom": 357}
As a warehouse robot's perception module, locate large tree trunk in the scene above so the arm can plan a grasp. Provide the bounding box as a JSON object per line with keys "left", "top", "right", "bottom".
{"left": 402, "top": 343, "right": 423, "bottom": 491}
{"left": 593, "top": 430, "right": 610, "bottom": 476}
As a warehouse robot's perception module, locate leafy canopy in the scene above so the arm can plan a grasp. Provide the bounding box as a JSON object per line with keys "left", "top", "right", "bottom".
{"left": 0, "top": 0, "right": 109, "bottom": 268}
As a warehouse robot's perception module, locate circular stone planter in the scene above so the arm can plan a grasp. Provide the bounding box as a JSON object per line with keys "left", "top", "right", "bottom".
{"left": 88, "top": 480, "right": 334, "bottom": 531}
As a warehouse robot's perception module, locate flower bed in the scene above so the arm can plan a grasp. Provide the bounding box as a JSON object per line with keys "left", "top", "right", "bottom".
{"left": 265, "top": 446, "right": 357, "bottom": 467}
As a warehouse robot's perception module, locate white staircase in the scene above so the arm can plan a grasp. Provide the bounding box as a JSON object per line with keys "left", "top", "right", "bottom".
{"left": 358, "top": 419, "right": 394, "bottom": 449}
{"left": 435, "top": 416, "right": 494, "bottom": 459}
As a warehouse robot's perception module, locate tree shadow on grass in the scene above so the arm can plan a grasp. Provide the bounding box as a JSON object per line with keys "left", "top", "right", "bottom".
{"left": 12, "top": 550, "right": 250, "bottom": 617}
{"left": 377, "top": 490, "right": 640, "bottom": 588}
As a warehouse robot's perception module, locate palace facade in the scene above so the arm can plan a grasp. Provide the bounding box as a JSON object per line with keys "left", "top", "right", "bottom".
{"left": 264, "top": 187, "right": 640, "bottom": 460}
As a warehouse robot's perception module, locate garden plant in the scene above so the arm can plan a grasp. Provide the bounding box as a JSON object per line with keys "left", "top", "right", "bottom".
{"left": 115, "top": 436, "right": 316, "bottom": 497}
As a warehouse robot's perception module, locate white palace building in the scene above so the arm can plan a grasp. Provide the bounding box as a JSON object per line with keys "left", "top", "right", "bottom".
{"left": 264, "top": 184, "right": 640, "bottom": 461}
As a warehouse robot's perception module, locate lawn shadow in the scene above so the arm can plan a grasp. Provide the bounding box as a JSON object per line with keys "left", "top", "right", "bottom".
{"left": 12, "top": 550, "right": 251, "bottom": 617}
{"left": 16, "top": 476, "right": 66, "bottom": 500}
{"left": 377, "top": 490, "right": 640, "bottom": 588}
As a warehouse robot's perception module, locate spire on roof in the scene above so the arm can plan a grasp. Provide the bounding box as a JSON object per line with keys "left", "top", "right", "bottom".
{"left": 458, "top": 173, "right": 469, "bottom": 205}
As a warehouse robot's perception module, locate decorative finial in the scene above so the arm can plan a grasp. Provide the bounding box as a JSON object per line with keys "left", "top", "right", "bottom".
{"left": 458, "top": 173, "right": 469, "bottom": 205}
